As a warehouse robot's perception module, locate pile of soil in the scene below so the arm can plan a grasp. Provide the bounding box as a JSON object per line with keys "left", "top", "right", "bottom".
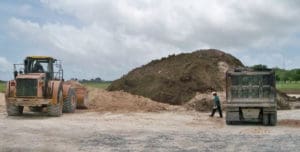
{"left": 278, "top": 119, "right": 300, "bottom": 127}
{"left": 277, "top": 90, "right": 292, "bottom": 110}
{"left": 108, "top": 49, "right": 243, "bottom": 105}
{"left": 86, "top": 87, "right": 172, "bottom": 112}
{"left": 184, "top": 91, "right": 225, "bottom": 112}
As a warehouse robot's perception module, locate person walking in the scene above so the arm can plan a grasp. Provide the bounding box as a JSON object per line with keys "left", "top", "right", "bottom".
{"left": 210, "top": 92, "right": 223, "bottom": 118}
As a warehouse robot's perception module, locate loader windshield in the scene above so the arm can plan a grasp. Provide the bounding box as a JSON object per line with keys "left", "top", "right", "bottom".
{"left": 24, "top": 57, "right": 54, "bottom": 75}
{"left": 22, "top": 56, "right": 62, "bottom": 80}
{"left": 28, "top": 59, "right": 50, "bottom": 73}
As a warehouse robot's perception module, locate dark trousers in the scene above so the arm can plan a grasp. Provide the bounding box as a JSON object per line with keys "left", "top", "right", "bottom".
{"left": 211, "top": 106, "right": 223, "bottom": 117}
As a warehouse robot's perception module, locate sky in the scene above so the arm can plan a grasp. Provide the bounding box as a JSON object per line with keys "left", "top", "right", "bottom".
{"left": 0, "top": 0, "right": 299, "bottom": 81}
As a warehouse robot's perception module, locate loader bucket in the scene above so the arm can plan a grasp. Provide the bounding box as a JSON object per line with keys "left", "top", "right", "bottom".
{"left": 75, "top": 88, "right": 88, "bottom": 109}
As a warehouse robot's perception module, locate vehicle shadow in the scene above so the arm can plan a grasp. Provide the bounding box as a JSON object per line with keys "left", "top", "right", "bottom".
{"left": 226, "top": 121, "right": 265, "bottom": 126}
{"left": 6, "top": 111, "right": 54, "bottom": 120}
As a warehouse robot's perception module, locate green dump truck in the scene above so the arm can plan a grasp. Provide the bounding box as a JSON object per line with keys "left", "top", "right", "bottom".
{"left": 225, "top": 68, "right": 277, "bottom": 126}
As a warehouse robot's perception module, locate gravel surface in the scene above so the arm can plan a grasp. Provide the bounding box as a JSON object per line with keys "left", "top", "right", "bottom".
{"left": 1, "top": 93, "right": 300, "bottom": 152}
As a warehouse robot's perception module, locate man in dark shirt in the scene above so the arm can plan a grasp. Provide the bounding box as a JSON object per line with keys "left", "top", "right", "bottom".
{"left": 33, "top": 62, "right": 44, "bottom": 73}
{"left": 210, "top": 92, "right": 223, "bottom": 118}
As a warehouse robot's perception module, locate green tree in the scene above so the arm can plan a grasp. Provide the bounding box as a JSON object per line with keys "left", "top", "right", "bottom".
{"left": 251, "top": 64, "right": 268, "bottom": 71}
{"left": 294, "top": 69, "right": 300, "bottom": 81}
{"left": 275, "top": 74, "right": 280, "bottom": 81}
{"left": 281, "top": 72, "right": 289, "bottom": 82}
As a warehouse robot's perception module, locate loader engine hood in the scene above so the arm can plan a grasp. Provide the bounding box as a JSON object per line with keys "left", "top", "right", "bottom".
{"left": 16, "top": 73, "right": 46, "bottom": 80}
{"left": 15, "top": 73, "right": 46, "bottom": 97}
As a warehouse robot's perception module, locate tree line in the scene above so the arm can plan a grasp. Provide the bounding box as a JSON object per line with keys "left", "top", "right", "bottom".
{"left": 274, "top": 68, "right": 300, "bottom": 82}
{"left": 70, "top": 77, "right": 112, "bottom": 83}
{"left": 251, "top": 64, "right": 300, "bottom": 82}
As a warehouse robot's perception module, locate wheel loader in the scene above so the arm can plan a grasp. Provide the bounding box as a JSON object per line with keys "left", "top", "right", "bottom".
{"left": 5, "top": 56, "right": 88, "bottom": 116}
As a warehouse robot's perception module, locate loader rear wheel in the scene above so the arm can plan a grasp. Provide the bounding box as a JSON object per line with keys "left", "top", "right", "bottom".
{"left": 63, "top": 88, "right": 77, "bottom": 113}
{"left": 7, "top": 103, "right": 23, "bottom": 116}
{"left": 47, "top": 89, "right": 63, "bottom": 117}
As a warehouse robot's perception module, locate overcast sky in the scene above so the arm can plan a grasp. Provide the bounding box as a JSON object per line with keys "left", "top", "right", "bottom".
{"left": 0, "top": 0, "right": 299, "bottom": 80}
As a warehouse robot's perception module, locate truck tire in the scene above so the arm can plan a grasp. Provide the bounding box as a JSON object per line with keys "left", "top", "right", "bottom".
{"left": 6, "top": 103, "right": 23, "bottom": 116}
{"left": 226, "top": 120, "right": 232, "bottom": 125}
{"left": 47, "top": 89, "right": 63, "bottom": 117}
{"left": 269, "top": 113, "right": 277, "bottom": 126}
{"left": 262, "top": 114, "right": 269, "bottom": 126}
{"left": 63, "top": 88, "right": 77, "bottom": 113}
{"left": 29, "top": 106, "right": 43, "bottom": 112}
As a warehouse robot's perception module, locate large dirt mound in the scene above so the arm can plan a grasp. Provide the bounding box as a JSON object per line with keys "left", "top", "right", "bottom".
{"left": 107, "top": 49, "right": 243, "bottom": 105}
{"left": 87, "top": 87, "right": 173, "bottom": 112}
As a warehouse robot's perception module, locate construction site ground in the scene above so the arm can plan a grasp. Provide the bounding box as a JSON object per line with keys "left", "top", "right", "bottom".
{"left": 1, "top": 93, "right": 300, "bottom": 152}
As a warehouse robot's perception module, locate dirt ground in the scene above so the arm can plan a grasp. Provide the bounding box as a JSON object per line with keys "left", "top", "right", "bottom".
{"left": 1, "top": 93, "right": 300, "bottom": 152}
{"left": 288, "top": 94, "right": 300, "bottom": 98}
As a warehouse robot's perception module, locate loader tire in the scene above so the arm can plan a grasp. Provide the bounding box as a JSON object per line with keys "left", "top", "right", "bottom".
{"left": 29, "top": 106, "right": 43, "bottom": 112}
{"left": 63, "top": 88, "right": 77, "bottom": 113}
{"left": 6, "top": 103, "right": 23, "bottom": 116}
{"left": 47, "top": 89, "right": 63, "bottom": 117}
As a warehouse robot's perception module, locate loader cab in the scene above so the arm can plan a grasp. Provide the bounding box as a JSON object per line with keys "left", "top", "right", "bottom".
{"left": 23, "top": 56, "right": 62, "bottom": 80}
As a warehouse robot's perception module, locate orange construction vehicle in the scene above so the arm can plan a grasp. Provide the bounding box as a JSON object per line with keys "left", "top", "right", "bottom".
{"left": 5, "top": 56, "right": 88, "bottom": 116}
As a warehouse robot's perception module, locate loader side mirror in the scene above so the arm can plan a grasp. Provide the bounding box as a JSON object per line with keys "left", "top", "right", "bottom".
{"left": 24, "top": 60, "right": 28, "bottom": 73}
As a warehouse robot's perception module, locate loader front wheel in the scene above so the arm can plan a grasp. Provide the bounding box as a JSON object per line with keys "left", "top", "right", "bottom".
{"left": 6, "top": 103, "right": 23, "bottom": 116}
{"left": 47, "top": 89, "right": 63, "bottom": 117}
{"left": 63, "top": 88, "right": 77, "bottom": 113}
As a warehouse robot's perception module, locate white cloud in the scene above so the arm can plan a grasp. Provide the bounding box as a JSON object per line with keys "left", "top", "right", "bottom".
{"left": 0, "top": 56, "right": 13, "bottom": 80}
{"left": 0, "top": 57, "right": 11, "bottom": 71}
{"left": 8, "top": 17, "right": 179, "bottom": 80}
{"left": 5, "top": 0, "right": 300, "bottom": 80}
{"left": 39, "top": 0, "right": 300, "bottom": 49}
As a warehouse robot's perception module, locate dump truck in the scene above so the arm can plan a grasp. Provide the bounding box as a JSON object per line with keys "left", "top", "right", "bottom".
{"left": 225, "top": 68, "right": 277, "bottom": 126}
{"left": 5, "top": 56, "right": 88, "bottom": 116}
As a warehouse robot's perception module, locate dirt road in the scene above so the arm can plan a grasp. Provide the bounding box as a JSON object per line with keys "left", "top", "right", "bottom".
{"left": 288, "top": 94, "right": 300, "bottom": 98}
{"left": 1, "top": 93, "right": 300, "bottom": 152}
